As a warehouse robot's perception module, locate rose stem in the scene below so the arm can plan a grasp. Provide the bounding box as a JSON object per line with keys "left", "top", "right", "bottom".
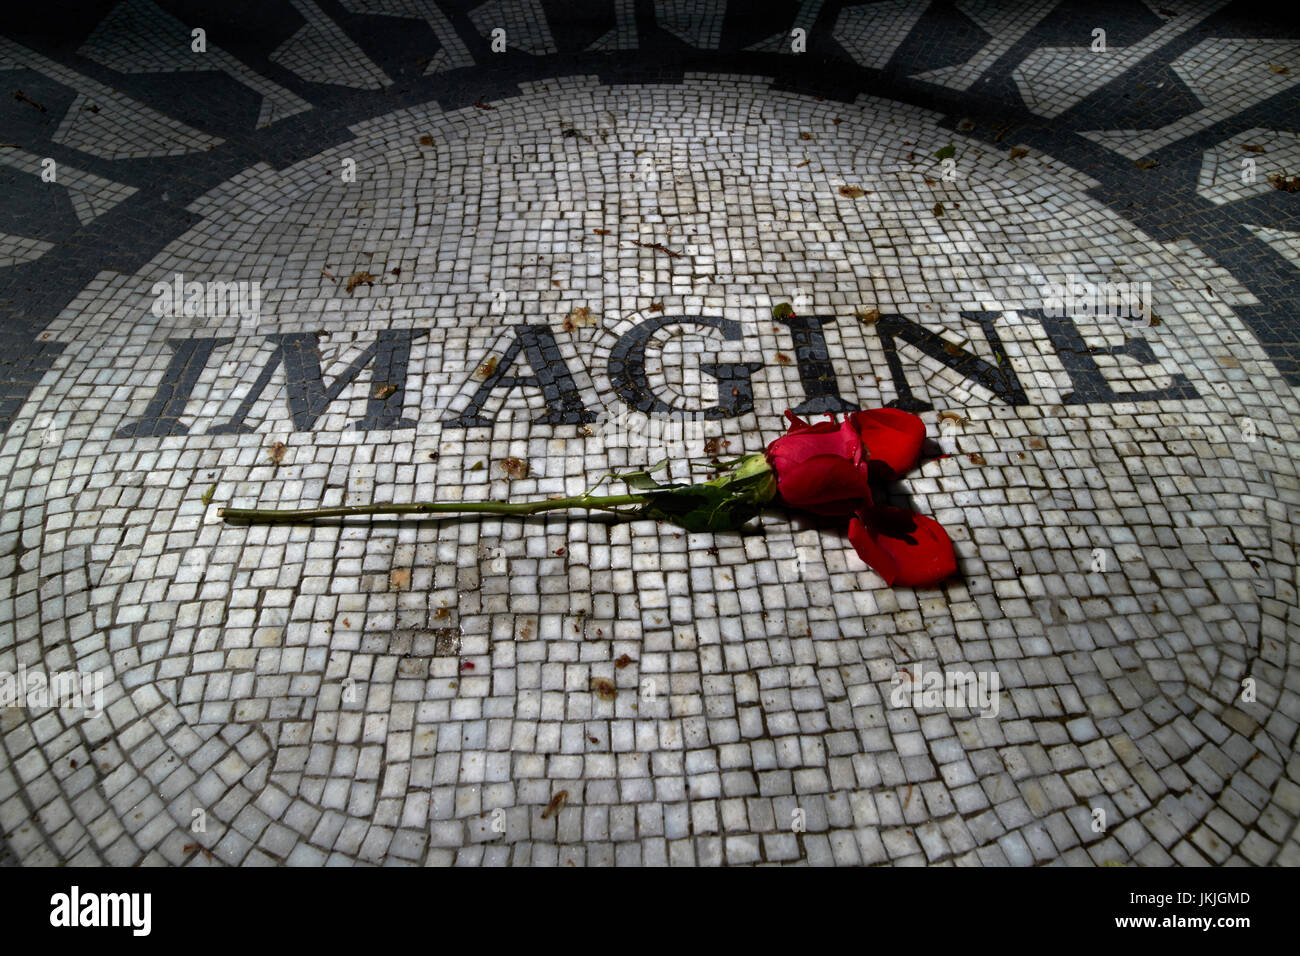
{"left": 217, "top": 493, "right": 650, "bottom": 524}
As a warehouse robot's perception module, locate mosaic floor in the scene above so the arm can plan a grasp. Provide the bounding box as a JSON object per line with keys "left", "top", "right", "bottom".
{"left": 1, "top": 0, "right": 1298, "bottom": 867}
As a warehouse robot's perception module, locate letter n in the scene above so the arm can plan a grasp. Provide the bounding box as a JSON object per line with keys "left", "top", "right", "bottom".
{"left": 876, "top": 311, "right": 1029, "bottom": 411}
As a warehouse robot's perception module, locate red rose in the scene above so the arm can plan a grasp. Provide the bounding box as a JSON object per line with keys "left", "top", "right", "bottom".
{"left": 766, "top": 408, "right": 957, "bottom": 588}
{"left": 764, "top": 408, "right": 927, "bottom": 513}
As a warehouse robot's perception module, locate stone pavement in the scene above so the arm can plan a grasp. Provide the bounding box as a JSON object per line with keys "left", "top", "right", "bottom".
{"left": 0, "top": 0, "right": 1298, "bottom": 866}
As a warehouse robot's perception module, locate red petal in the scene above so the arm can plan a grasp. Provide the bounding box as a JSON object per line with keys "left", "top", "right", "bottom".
{"left": 851, "top": 409, "right": 926, "bottom": 479}
{"left": 847, "top": 514, "right": 899, "bottom": 584}
{"left": 767, "top": 415, "right": 863, "bottom": 468}
{"left": 848, "top": 506, "right": 956, "bottom": 587}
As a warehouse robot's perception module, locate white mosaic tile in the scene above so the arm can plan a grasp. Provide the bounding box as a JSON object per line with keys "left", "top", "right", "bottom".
{"left": 1080, "top": 37, "right": 1300, "bottom": 159}
{"left": 1012, "top": 1, "right": 1229, "bottom": 119}
{"left": 1197, "top": 128, "right": 1300, "bottom": 205}
{"left": 834, "top": 0, "right": 930, "bottom": 71}
{"left": 0, "top": 34, "right": 222, "bottom": 158}
{"left": 79, "top": 0, "right": 312, "bottom": 127}
{"left": 911, "top": 0, "right": 1058, "bottom": 92}
{"left": 271, "top": 0, "right": 393, "bottom": 91}
{"left": 0, "top": 147, "right": 138, "bottom": 226}
{"left": 0, "top": 232, "right": 55, "bottom": 269}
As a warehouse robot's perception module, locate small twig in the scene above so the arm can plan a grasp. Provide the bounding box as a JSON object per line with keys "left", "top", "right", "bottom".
{"left": 13, "top": 89, "right": 45, "bottom": 111}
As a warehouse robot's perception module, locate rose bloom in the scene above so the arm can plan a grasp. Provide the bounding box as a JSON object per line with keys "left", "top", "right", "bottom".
{"left": 766, "top": 409, "right": 957, "bottom": 587}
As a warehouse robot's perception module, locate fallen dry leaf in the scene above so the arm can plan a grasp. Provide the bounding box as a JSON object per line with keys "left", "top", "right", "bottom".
{"left": 795, "top": 158, "right": 811, "bottom": 168}
{"left": 593, "top": 228, "right": 610, "bottom": 235}
{"left": 474, "top": 100, "right": 495, "bottom": 110}
{"left": 500, "top": 457, "right": 529, "bottom": 479}
{"left": 475, "top": 356, "right": 498, "bottom": 379}
{"left": 268, "top": 441, "right": 287, "bottom": 466}
{"left": 615, "top": 654, "right": 633, "bottom": 669}
{"left": 1134, "top": 158, "right": 1159, "bottom": 170}
{"left": 1268, "top": 173, "right": 1300, "bottom": 192}
{"left": 591, "top": 678, "right": 617, "bottom": 701}
{"left": 648, "top": 302, "right": 665, "bottom": 313}
{"left": 933, "top": 202, "right": 945, "bottom": 217}
{"left": 562, "top": 305, "right": 594, "bottom": 332}
{"left": 855, "top": 307, "right": 881, "bottom": 325}
{"left": 1269, "top": 64, "right": 1290, "bottom": 75}
{"left": 345, "top": 271, "right": 375, "bottom": 293}
{"left": 1009, "top": 147, "right": 1029, "bottom": 160}
{"left": 838, "top": 185, "right": 867, "bottom": 198}
{"left": 968, "top": 452, "right": 987, "bottom": 465}
{"left": 390, "top": 569, "right": 410, "bottom": 589}
{"left": 775, "top": 352, "right": 793, "bottom": 365}
{"left": 1240, "top": 144, "right": 1265, "bottom": 153}
{"left": 418, "top": 134, "right": 434, "bottom": 146}
{"left": 541, "top": 790, "right": 568, "bottom": 819}
{"left": 374, "top": 383, "right": 397, "bottom": 399}
{"left": 799, "top": 132, "right": 814, "bottom": 141}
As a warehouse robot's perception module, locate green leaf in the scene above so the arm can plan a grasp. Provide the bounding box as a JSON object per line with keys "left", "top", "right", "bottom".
{"left": 772, "top": 302, "right": 794, "bottom": 320}
{"left": 934, "top": 144, "right": 955, "bottom": 160}
{"left": 612, "top": 459, "right": 672, "bottom": 490}
{"left": 201, "top": 483, "right": 216, "bottom": 507}
{"left": 639, "top": 486, "right": 762, "bottom": 532}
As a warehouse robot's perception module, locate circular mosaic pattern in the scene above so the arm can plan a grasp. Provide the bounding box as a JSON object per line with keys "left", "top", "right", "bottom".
{"left": 2, "top": 75, "right": 1297, "bottom": 866}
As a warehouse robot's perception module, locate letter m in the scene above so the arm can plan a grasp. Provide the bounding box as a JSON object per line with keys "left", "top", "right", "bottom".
{"left": 209, "top": 329, "right": 426, "bottom": 434}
